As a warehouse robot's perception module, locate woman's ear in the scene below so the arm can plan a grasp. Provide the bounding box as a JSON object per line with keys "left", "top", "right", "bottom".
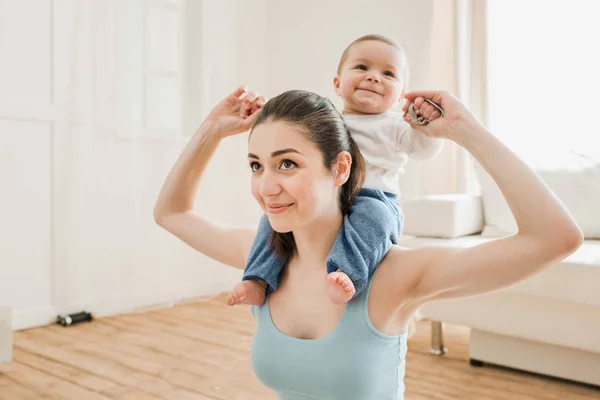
{"left": 333, "top": 151, "right": 352, "bottom": 187}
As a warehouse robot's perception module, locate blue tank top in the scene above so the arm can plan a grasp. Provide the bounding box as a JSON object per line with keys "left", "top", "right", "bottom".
{"left": 250, "top": 273, "right": 408, "bottom": 399}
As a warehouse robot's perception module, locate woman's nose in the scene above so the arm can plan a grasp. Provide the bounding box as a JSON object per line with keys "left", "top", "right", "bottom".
{"left": 258, "top": 170, "right": 282, "bottom": 197}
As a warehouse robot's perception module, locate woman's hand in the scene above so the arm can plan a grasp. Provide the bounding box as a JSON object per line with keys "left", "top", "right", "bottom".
{"left": 402, "top": 90, "right": 481, "bottom": 141}
{"left": 206, "top": 85, "right": 266, "bottom": 138}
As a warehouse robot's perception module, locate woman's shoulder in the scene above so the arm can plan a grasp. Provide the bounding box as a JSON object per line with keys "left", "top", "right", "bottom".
{"left": 370, "top": 243, "right": 459, "bottom": 309}
{"left": 362, "top": 246, "right": 431, "bottom": 333}
{"left": 372, "top": 246, "right": 415, "bottom": 285}
{"left": 378, "top": 243, "right": 451, "bottom": 273}
{"left": 369, "top": 245, "right": 436, "bottom": 307}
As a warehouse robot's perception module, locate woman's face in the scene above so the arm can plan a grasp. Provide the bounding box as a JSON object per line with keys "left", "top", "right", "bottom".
{"left": 248, "top": 120, "right": 340, "bottom": 233}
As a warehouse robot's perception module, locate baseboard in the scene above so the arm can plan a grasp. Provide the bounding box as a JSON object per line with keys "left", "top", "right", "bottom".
{"left": 470, "top": 329, "right": 600, "bottom": 387}
{"left": 90, "top": 283, "right": 232, "bottom": 318}
{"left": 12, "top": 305, "right": 57, "bottom": 331}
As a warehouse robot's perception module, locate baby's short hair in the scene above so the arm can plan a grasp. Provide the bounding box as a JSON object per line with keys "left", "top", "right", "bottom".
{"left": 337, "top": 34, "right": 409, "bottom": 88}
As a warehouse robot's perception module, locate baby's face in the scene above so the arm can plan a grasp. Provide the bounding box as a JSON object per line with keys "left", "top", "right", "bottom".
{"left": 334, "top": 40, "right": 405, "bottom": 115}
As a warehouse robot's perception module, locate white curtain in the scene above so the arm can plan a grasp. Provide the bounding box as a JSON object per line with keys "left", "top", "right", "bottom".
{"left": 409, "top": 0, "right": 487, "bottom": 197}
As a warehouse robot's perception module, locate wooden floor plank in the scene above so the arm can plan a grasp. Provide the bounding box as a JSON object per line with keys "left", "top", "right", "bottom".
{"left": 14, "top": 333, "right": 153, "bottom": 388}
{"left": 3, "top": 362, "right": 112, "bottom": 400}
{"left": 0, "top": 371, "right": 54, "bottom": 400}
{"left": 11, "top": 348, "right": 126, "bottom": 396}
{"left": 112, "top": 388, "right": 171, "bottom": 400}
{"left": 35, "top": 324, "right": 268, "bottom": 399}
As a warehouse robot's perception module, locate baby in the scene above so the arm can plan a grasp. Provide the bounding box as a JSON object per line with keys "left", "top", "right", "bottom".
{"left": 228, "top": 34, "right": 443, "bottom": 307}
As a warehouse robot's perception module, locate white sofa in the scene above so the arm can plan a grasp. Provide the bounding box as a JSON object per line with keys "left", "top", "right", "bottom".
{"left": 400, "top": 156, "right": 600, "bottom": 387}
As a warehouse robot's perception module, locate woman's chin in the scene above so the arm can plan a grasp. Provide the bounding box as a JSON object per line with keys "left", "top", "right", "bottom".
{"left": 270, "top": 223, "right": 294, "bottom": 234}
{"left": 267, "top": 217, "right": 295, "bottom": 233}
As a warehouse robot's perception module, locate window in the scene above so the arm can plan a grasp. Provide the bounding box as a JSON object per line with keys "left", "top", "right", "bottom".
{"left": 486, "top": 0, "right": 600, "bottom": 167}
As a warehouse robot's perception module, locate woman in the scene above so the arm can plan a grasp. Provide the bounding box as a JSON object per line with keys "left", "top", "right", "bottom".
{"left": 154, "top": 86, "right": 582, "bottom": 399}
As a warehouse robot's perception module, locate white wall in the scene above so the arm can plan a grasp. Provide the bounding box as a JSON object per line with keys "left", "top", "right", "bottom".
{"left": 1, "top": 0, "right": 255, "bottom": 330}
{"left": 263, "top": 0, "right": 433, "bottom": 99}
{"left": 1, "top": 0, "right": 434, "bottom": 330}
{"left": 0, "top": 0, "right": 55, "bottom": 330}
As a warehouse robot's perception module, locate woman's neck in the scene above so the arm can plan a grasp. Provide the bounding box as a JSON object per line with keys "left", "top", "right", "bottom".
{"left": 292, "top": 210, "right": 344, "bottom": 268}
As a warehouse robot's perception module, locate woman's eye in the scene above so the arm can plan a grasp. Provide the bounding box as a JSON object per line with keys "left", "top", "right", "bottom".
{"left": 280, "top": 160, "right": 297, "bottom": 170}
{"left": 249, "top": 162, "right": 261, "bottom": 172}
{"left": 384, "top": 71, "right": 395, "bottom": 77}
{"left": 356, "top": 64, "right": 367, "bottom": 71}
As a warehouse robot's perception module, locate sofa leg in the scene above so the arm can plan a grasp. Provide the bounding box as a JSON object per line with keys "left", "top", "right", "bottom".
{"left": 429, "top": 321, "right": 447, "bottom": 356}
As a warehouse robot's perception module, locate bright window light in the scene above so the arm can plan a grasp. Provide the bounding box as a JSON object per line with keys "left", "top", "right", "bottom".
{"left": 487, "top": 0, "right": 600, "bottom": 167}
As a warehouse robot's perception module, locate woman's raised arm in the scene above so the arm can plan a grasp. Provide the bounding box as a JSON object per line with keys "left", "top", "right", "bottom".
{"left": 153, "top": 86, "right": 265, "bottom": 269}
{"left": 388, "top": 91, "right": 583, "bottom": 304}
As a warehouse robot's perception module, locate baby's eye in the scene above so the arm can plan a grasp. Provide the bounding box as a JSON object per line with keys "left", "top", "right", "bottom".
{"left": 249, "top": 161, "right": 262, "bottom": 172}
{"left": 280, "top": 159, "right": 297, "bottom": 170}
{"left": 355, "top": 64, "right": 367, "bottom": 71}
{"left": 384, "top": 71, "right": 395, "bottom": 78}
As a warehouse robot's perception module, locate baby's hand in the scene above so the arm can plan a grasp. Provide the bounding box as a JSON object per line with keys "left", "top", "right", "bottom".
{"left": 405, "top": 97, "right": 444, "bottom": 125}
{"left": 402, "top": 90, "right": 475, "bottom": 140}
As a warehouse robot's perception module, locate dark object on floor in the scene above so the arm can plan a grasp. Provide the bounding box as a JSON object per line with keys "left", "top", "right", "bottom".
{"left": 56, "top": 311, "right": 93, "bottom": 327}
{"left": 470, "top": 358, "right": 485, "bottom": 367}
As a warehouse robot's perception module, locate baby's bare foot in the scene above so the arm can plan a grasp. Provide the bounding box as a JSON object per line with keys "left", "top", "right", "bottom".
{"left": 327, "top": 271, "right": 356, "bottom": 305}
{"left": 227, "top": 280, "right": 267, "bottom": 306}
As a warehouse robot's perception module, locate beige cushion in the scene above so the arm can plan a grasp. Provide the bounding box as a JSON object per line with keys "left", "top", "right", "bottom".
{"left": 401, "top": 194, "right": 484, "bottom": 238}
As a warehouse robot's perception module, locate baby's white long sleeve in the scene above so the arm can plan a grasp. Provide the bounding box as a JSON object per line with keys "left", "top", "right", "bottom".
{"left": 399, "top": 127, "right": 444, "bottom": 160}
{"left": 343, "top": 112, "right": 444, "bottom": 195}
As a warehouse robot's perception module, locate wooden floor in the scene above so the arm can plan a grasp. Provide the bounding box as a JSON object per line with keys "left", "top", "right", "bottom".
{"left": 1, "top": 294, "right": 599, "bottom": 400}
